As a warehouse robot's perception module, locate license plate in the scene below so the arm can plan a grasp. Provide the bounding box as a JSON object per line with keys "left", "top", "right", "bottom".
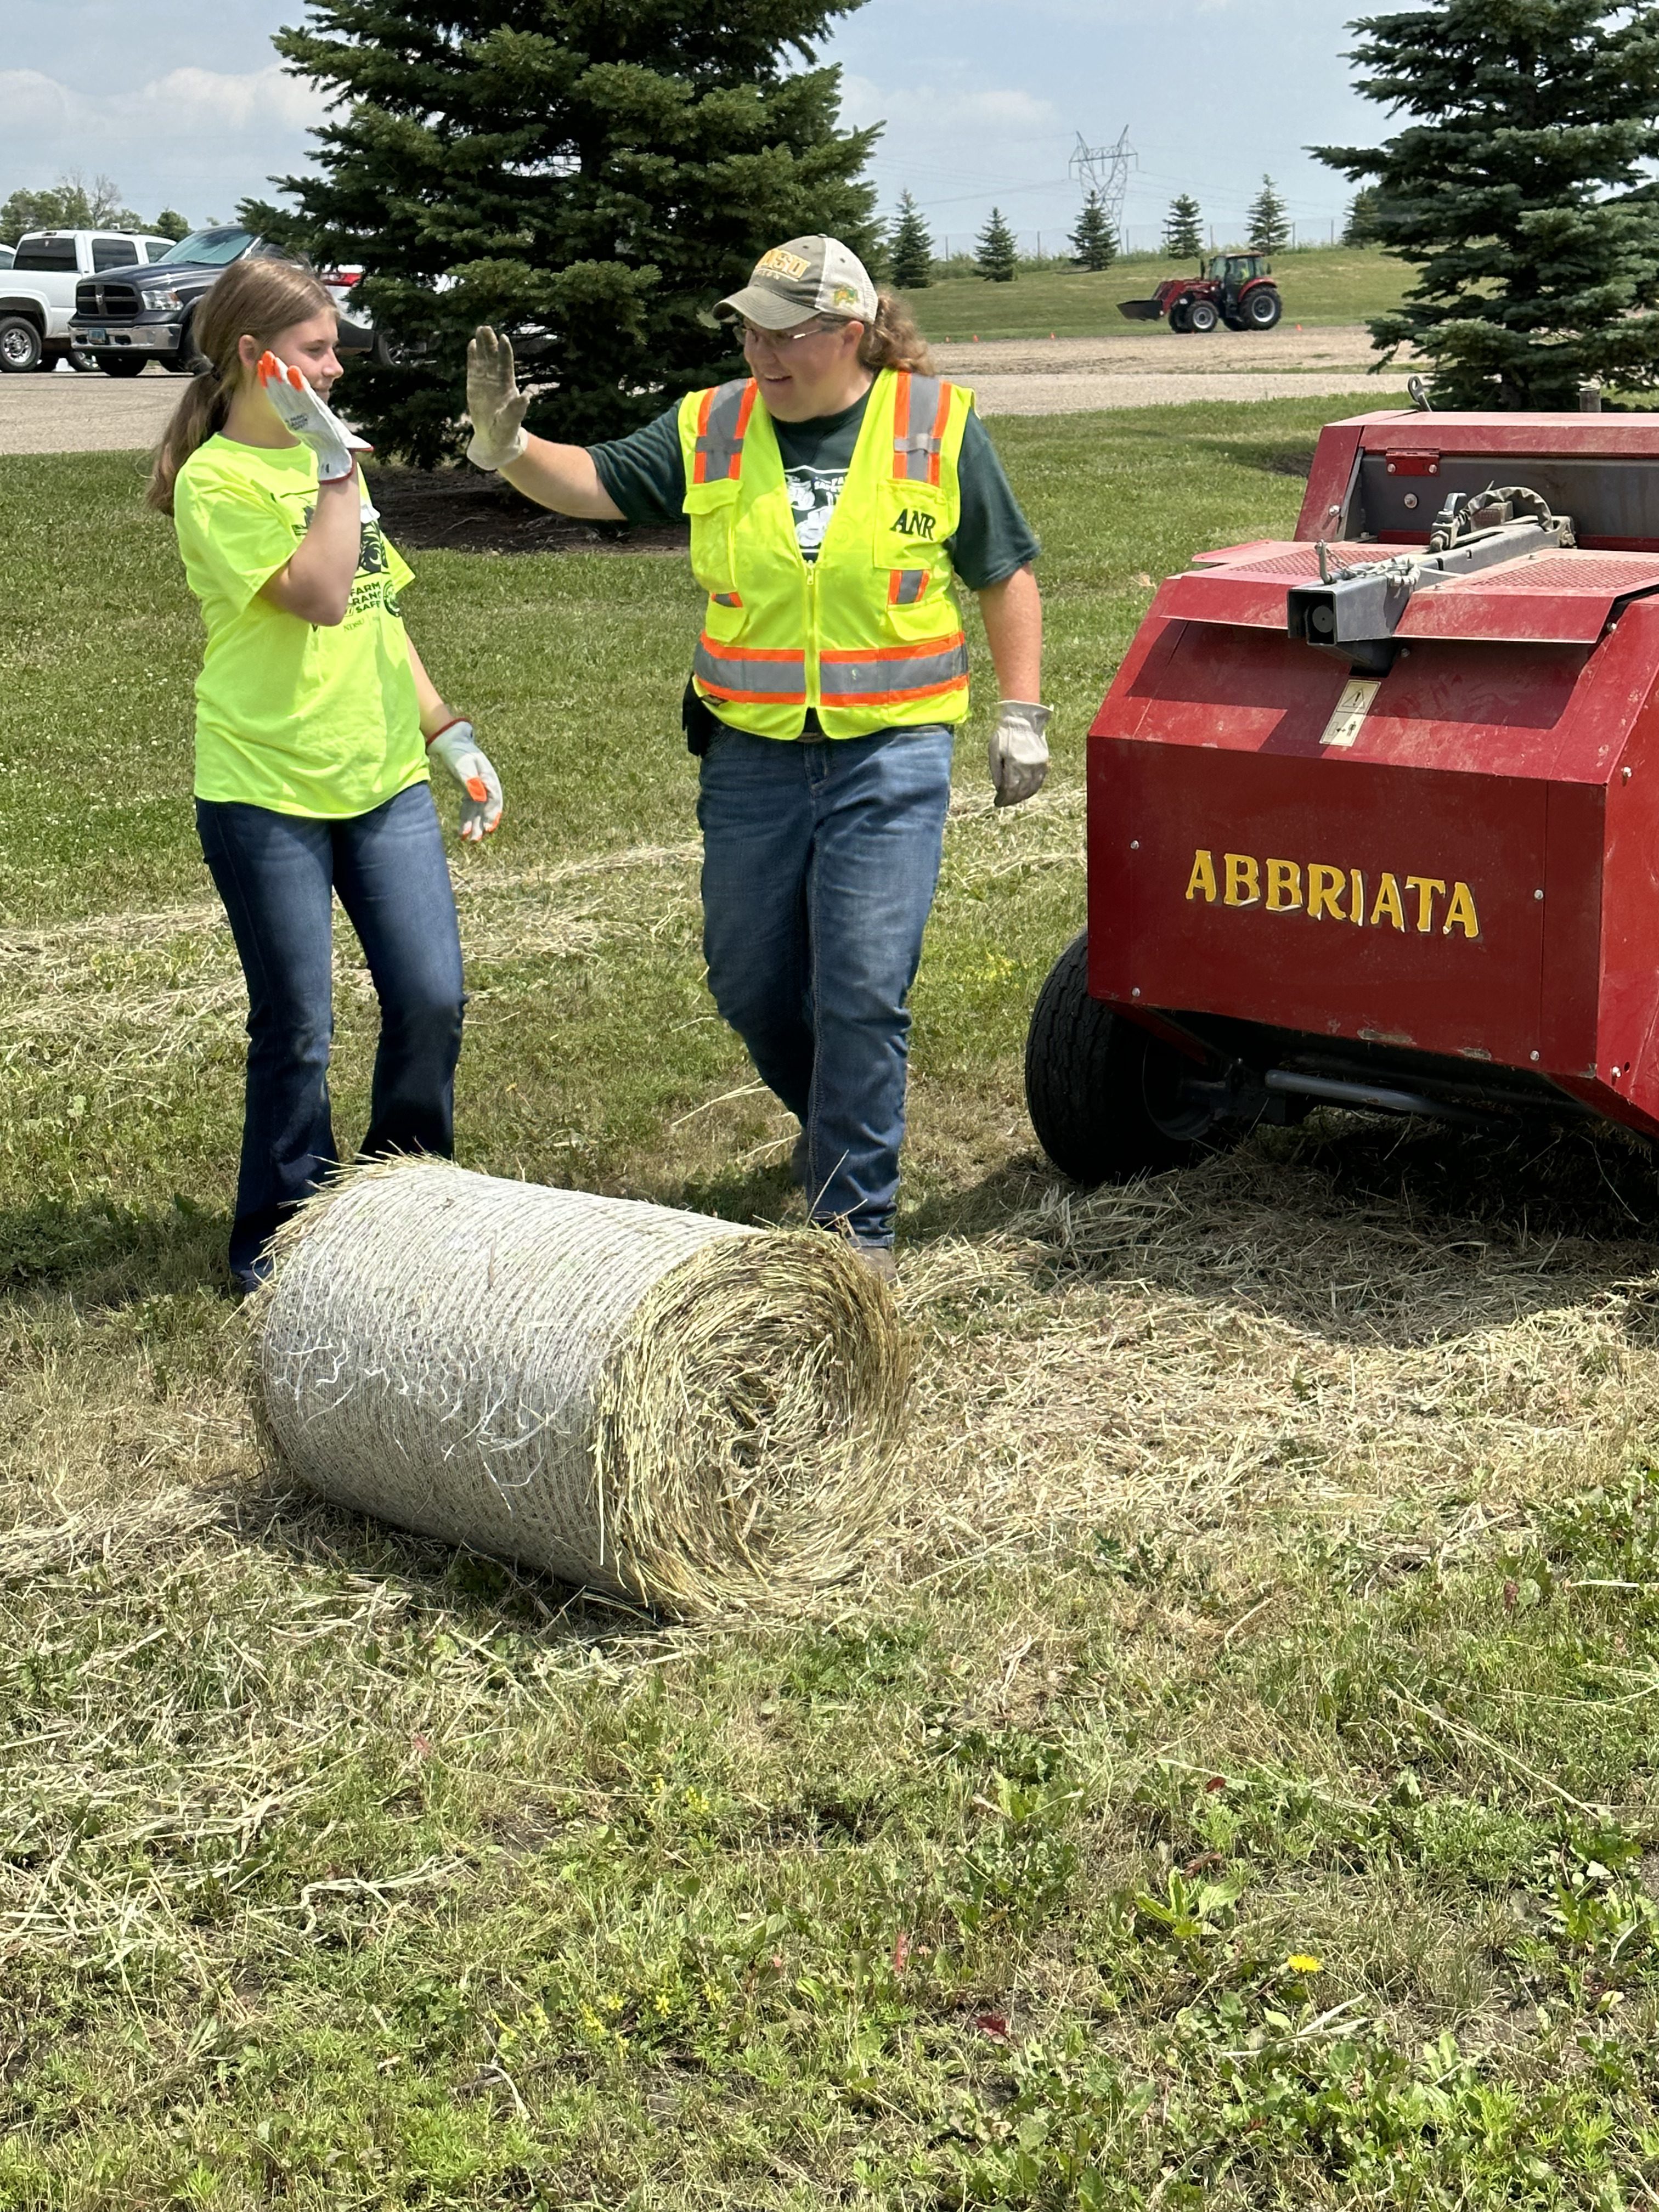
{"left": 87, "top": 328, "right": 108, "bottom": 345}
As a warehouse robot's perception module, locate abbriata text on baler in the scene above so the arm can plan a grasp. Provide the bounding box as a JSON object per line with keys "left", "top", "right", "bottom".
{"left": 1027, "top": 411, "right": 1659, "bottom": 1183}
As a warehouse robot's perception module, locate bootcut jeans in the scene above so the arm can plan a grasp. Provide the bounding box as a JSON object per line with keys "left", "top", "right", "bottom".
{"left": 696, "top": 721, "right": 955, "bottom": 1249}
{"left": 196, "top": 782, "right": 466, "bottom": 1294}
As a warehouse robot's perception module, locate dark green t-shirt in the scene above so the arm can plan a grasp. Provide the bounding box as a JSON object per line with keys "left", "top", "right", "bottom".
{"left": 588, "top": 385, "right": 1040, "bottom": 590}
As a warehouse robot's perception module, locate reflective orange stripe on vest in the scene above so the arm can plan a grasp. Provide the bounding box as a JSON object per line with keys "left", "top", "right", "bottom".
{"left": 888, "top": 569, "right": 927, "bottom": 606}
{"left": 891, "top": 372, "right": 950, "bottom": 485}
{"left": 819, "top": 631, "right": 969, "bottom": 708}
{"left": 692, "top": 378, "right": 757, "bottom": 484}
{"left": 693, "top": 634, "right": 808, "bottom": 705}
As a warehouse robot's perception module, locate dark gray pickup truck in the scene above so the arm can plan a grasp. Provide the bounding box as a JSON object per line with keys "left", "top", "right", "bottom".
{"left": 69, "top": 225, "right": 376, "bottom": 376}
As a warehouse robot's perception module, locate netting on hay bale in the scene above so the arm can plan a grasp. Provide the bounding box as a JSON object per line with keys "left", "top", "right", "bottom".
{"left": 252, "top": 1159, "right": 912, "bottom": 1616}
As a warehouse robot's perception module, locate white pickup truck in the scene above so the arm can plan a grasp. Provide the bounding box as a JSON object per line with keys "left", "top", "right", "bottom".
{"left": 0, "top": 230, "right": 173, "bottom": 373}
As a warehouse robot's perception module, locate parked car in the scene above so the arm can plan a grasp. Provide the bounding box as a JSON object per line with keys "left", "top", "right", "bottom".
{"left": 69, "top": 227, "right": 378, "bottom": 377}
{"left": 0, "top": 229, "right": 173, "bottom": 372}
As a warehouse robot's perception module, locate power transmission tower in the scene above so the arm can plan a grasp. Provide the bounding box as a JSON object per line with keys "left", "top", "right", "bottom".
{"left": 1069, "top": 126, "right": 1136, "bottom": 239}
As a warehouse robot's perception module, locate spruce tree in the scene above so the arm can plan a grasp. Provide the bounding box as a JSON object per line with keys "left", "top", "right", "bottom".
{"left": 1314, "top": 0, "right": 1659, "bottom": 408}
{"left": 1163, "top": 193, "right": 1204, "bottom": 260}
{"left": 889, "top": 190, "right": 934, "bottom": 290}
{"left": 974, "top": 206, "right": 1019, "bottom": 283}
{"left": 1343, "top": 185, "right": 1383, "bottom": 245}
{"left": 246, "top": 0, "right": 881, "bottom": 462}
{"left": 1246, "top": 175, "right": 1291, "bottom": 253}
{"left": 1069, "top": 189, "right": 1117, "bottom": 272}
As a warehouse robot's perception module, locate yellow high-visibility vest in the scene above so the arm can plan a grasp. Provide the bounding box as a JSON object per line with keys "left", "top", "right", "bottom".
{"left": 677, "top": 365, "right": 975, "bottom": 740}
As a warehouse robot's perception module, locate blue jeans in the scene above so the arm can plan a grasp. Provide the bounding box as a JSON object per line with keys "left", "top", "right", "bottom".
{"left": 196, "top": 782, "right": 466, "bottom": 1293}
{"left": 697, "top": 723, "right": 954, "bottom": 1247}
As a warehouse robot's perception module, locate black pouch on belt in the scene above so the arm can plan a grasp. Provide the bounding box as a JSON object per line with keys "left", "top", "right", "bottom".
{"left": 681, "top": 677, "right": 722, "bottom": 758}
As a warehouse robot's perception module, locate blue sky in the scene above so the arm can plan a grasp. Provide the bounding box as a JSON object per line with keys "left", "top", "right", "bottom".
{"left": 0, "top": 0, "right": 1385, "bottom": 248}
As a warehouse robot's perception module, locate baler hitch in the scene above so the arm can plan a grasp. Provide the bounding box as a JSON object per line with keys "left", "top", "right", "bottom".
{"left": 1286, "top": 486, "right": 1576, "bottom": 673}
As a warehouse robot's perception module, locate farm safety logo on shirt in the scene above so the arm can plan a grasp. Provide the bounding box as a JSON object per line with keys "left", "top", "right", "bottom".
{"left": 1183, "top": 848, "right": 1481, "bottom": 939}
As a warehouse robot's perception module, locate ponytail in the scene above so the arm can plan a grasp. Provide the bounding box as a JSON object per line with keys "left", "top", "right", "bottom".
{"left": 855, "top": 291, "right": 935, "bottom": 376}
{"left": 146, "top": 255, "right": 334, "bottom": 515}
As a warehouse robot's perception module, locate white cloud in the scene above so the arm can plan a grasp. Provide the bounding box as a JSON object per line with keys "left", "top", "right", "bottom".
{"left": 0, "top": 64, "right": 329, "bottom": 218}
{"left": 125, "top": 65, "right": 330, "bottom": 134}
{"left": 840, "top": 75, "right": 1057, "bottom": 137}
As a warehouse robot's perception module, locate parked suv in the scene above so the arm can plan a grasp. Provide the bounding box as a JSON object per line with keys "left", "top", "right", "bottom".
{"left": 0, "top": 229, "right": 173, "bottom": 372}
{"left": 70, "top": 226, "right": 377, "bottom": 376}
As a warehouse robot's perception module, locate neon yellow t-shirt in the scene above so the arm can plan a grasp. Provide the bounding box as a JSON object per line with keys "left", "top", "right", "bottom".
{"left": 174, "top": 435, "right": 428, "bottom": 819}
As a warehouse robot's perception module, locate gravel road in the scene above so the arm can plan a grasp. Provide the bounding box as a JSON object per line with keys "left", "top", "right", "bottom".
{"left": 0, "top": 328, "right": 1415, "bottom": 455}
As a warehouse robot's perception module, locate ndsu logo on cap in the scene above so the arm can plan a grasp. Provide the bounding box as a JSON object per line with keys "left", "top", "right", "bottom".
{"left": 759, "top": 249, "right": 810, "bottom": 280}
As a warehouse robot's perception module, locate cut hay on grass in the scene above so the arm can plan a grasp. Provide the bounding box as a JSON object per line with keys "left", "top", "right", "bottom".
{"left": 254, "top": 1159, "right": 913, "bottom": 1617}
{"left": 0, "top": 847, "right": 701, "bottom": 1077}
{"left": 894, "top": 1117, "right": 1659, "bottom": 1571}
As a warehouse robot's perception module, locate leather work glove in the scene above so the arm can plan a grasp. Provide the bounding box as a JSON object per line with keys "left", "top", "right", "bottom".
{"left": 257, "top": 352, "right": 371, "bottom": 487}
{"left": 426, "top": 718, "right": 504, "bottom": 841}
{"left": 988, "top": 700, "right": 1052, "bottom": 808}
{"left": 466, "top": 325, "right": 529, "bottom": 472}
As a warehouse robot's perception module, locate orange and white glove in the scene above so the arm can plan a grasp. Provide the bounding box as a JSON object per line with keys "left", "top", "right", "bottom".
{"left": 425, "top": 718, "right": 503, "bottom": 841}
{"left": 257, "top": 351, "right": 371, "bottom": 486}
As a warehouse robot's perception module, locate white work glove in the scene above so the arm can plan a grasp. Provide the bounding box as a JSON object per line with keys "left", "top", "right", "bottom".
{"left": 989, "top": 700, "right": 1052, "bottom": 809}
{"left": 257, "top": 351, "right": 371, "bottom": 487}
{"left": 466, "top": 325, "right": 529, "bottom": 472}
{"left": 425, "top": 718, "right": 503, "bottom": 842}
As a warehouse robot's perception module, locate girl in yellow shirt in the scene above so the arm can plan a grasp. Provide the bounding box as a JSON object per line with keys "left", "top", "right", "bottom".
{"left": 149, "top": 256, "right": 502, "bottom": 1294}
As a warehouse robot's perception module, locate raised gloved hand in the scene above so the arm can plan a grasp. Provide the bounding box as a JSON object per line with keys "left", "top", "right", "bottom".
{"left": 988, "top": 700, "right": 1052, "bottom": 809}
{"left": 426, "top": 718, "right": 503, "bottom": 841}
{"left": 256, "top": 352, "right": 371, "bottom": 486}
{"left": 466, "top": 326, "right": 529, "bottom": 472}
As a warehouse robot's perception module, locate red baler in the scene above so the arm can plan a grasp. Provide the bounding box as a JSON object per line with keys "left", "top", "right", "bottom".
{"left": 1026, "top": 410, "right": 1659, "bottom": 1182}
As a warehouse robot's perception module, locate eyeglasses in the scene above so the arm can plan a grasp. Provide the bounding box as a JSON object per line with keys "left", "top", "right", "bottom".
{"left": 739, "top": 318, "right": 840, "bottom": 352}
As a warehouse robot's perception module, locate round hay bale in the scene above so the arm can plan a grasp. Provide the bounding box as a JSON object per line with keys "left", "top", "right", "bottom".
{"left": 252, "top": 1159, "right": 912, "bottom": 1615}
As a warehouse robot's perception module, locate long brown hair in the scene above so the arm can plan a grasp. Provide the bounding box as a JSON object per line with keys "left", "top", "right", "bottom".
{"left": 855, "top": 290, "right": 935, "bottom": 376}
{"left": 146, "top": 257, "right": 335, "bottom": 515}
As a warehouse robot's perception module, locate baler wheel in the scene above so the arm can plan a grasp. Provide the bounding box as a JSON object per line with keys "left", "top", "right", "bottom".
{"left": 1025, "top": 932, "right": 1234, "bottom": 1186}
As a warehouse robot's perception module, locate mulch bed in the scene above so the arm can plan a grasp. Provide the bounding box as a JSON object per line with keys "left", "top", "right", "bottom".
{"left": 370, "top": 464, "right": 689, "bottom": 556}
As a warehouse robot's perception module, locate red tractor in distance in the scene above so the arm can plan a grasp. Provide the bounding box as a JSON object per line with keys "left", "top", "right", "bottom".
{"left": 1119, "top": 251, "right": 1283, "bottom": 334}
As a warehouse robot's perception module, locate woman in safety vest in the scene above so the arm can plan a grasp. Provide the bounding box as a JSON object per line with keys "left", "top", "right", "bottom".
{"left": 464, "top": 235, "right": 1047, "bottom": 1282}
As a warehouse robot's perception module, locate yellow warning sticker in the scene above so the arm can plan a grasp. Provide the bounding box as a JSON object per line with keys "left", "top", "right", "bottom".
{"left": 1320, "top": 675, "right": 1381, "bottom": 749}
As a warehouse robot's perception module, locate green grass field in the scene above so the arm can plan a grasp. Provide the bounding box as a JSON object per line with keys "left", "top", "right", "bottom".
{"left": 909, "top": 246, "right": 1412, "bottom": 341}
{"left": 4, "top": 400, "right": 1659, "bottom": 2206}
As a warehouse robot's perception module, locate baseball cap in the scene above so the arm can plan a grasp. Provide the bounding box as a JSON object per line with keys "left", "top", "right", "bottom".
{"left": 714, "top": 235, "right": 879, "bottom": 330}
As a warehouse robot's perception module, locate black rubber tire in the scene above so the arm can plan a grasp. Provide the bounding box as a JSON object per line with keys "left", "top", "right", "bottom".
{"left": 166, "top": 317, "right": 200, "bottom": 373}
{"left": 0, "top": 316, "right": 43, "bottom": 374}
{"left": 101, "top": 354, "right": 148, "bottom": 376}
{"left": 66, "top": 348, "right": 99, "bottom": 373}
{"left": 1187, "top": 298, "right": 1220, "bottom": 333}
{"left": 1169, "top": 302, "right": 1192, "bottom": 333}
{"left": 1025, "top": 932, "right": 1228, "bottom": 1185}
{"left": 1244, "top": 286, "right": 1282, "bottom": 329}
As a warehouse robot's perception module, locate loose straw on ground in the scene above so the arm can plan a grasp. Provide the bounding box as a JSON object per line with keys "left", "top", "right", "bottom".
{"left": 252, "top": 1159, "right": 911, "bottom": 1616}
